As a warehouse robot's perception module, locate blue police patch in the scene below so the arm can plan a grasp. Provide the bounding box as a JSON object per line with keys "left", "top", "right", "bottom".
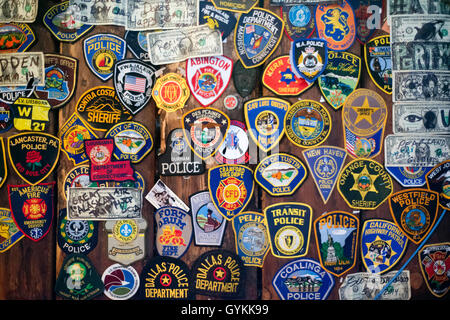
{"left": 124, "top": 31, "right": 151, "bottom": 62}
{"left": 255, "top": 153, "right": 307, "bottom": 196}
{"left": 385, "top": 166, "right": 431, "bottom": 187}
{"left": 281, "top": 4, "right": 315, "bottom": 41}
{"left": 272, "top": 258, "right": 335, "bottom": 300}
{"left": 290, "top": 38, "right": 328, "bottom": 82}
{"left": 302, "top": 146, "right": 347, "bottom": 204}
{"left": 83, "top": 33, "right": 126, "bottom": 81}
{"left": 361, "top": 219, "right": 408, "bottom": 274}
{"left": 208, "top": 164, "right": 255, "bottom": 221}
{"left": 244, "top": 97, "right": 290, "bottom": 152}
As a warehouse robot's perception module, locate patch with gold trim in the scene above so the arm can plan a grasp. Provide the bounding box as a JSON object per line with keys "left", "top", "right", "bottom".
{"left": 63, "top": 165, "right": 106, "bottom": 200}
{"left": 280, "top": 4, "right": 315, "bottom": 40}
{"left": 152, "top": 73, "right": 190, "bottom": 113}
{"left": 0, "top": 207, "right": 24, "bottom": 253}
{"left": 364, "top": 35, "right": 392, "bottom": 95}
{"left": 211, "top": 0, "right": 258, "bottom": 13}
{"left": 418, "top": 243, "right": 450, "bottom": 298}
{"left": 426, "top": 160, "right": 450, "bottom": 210}
{"left": 0, "top": 23, "right": 35, "bottom": 53}
{"left": 0, "top": 137, "right": 6, "bottom": 190}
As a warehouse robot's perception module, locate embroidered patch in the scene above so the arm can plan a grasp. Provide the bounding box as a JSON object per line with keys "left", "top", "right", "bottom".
{"left": 200, "top": 0, "right": 237, "bottom": 40}
{"left": 385, "top": 166, "right": 432, "bottom": 188}
{"left": 232, "top": 59, "right": 259, "bottom": 97}
{"left": 102, "top": 264, "right": 140, "bottom": 300}
{"left": 12, "top": 97, "right": 50, "bottom": 132}
{"left": 418, "top": 243, "right": 450, "bottom": 298}
{"left": 290, "top": 38, "right": 328, "bottom": 82}
{"left": 0, "top": 137, "right": 6, "bottom": 189}
{"left": 281, "top": 4, "right": 315, "bottom": 40}
{"left": 0, "top": 207, "right": 24, "bottom": 253}
{"left": 211, "top": 0, "right": 258, "bottom": 13}
{"left": 152, "top": 73, "right": 190, "bottom": 112}
{"left": 63, "top": 165, "right": 106, "bottom": 200}
{"left": 215, "top": 120, "right": 250, "bottom": 165}
{"left": 426, "top": 160, "right": 450, "bottom": 210}
{"left": 364, "top": 34, "right": 392, "bottom": 94}
{"left": 0, "top": 23, "right": 35, "bottom": 53}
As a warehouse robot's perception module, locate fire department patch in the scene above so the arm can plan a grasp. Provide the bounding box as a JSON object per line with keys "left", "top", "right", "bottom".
{"left": 418, "top": 243, "right": 450, "bottom": 298}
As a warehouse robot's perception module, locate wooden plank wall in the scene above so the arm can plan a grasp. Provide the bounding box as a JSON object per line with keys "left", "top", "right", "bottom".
{"left": 0, "top": 0, "right": 448, "bottom": 301}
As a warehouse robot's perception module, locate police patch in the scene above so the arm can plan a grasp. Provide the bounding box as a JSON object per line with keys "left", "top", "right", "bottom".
{"left": 0, "top": 23, "right": 35, "bottom": 53}
{"left": 315, "top": 0, "right": 356, "bottom": 51}
{"left": 272, "top": 258, "right": 335, "bottom": 300}
{"left": 211, "top": 0, "right": 258, "bottom": 13}
{"left": 418, "top": 243, "right": 450, "bottom": 298}
{"left": 255, "top": 153, "right": 307, "bottom": 197}
{"left": 208, "top": 164, "right": 255, "bottom": 221}
{"left": 318, "top": 51, "right": 361, "bottom": 110}
{"left": 388, "top": 188, "right": 439, "bottom": 245}
{"left": 302, "top": 146, "right": 347, "bottom": 204}
{"left": 114, "top": 59, "right": 155, "bottom": 115}
{"left": 0, "top": 137, "right": 6, "bottom": 189}
{"left": 281, "top": 4, "right": 315, "bottom": 40}
{"left": 186, "top": 55, "right": 233, "bottom": 108}
{"left": 215, "top": 120, "right": 250, "bottom": 165}
{"left": 284, "top": 99, "right": 331, "bottom": 148}
{"left": 234, "top": 8, "right": 284, "bottom": 68}
{"left": 139, "top": 255, "right": 194, "bottom": 300}
{"left": 189, "top": 190, "right": 227, "bottom": 247}
{"left": 361, "top": 219, "right": 408, "bottom": 274}
{"left": 182, "top": 107, "right": 230, "bottom": 160}
{"left": 63, "top": 165, "right": 106, "bottom": 200}
{"left": 155, "top": 206, "right": 192, "bottom": 259}
{"left": 338, "top": 158, "right": 393, "bottom": 210}
{"left": 152, "top": 73, "right": 190, "bottom": 112}
{"left": 244, "top": 97, "right": 290, "bottom": 152}
{"left": 426, "top": 160, "right": 450, "bottom": 210}
{"left": 8, "top": 182, "right": 55, "bottom": 242}
{"left": 264, "top": 202, "right": 312, "bottom": 259}
{"left": 102, "top": 264, "right": 140, "bottom": 300}
{"left": 105, "top": 121, "right": 153, "bottom": 164}
{"left": 83, "top": 33, "right": 126, "bottom": 81}
{"left": 314, "top": 211, "right": 359, "bottom": 277}
{"left": 290, "top": 38, "right": 328, "bottom": 82}
{"left": 124, "top": 31, "right": 151, "bottom": 61}
{"left": 191, "top": 249, "right": 245, "bottom": 298}
{"left": 0, "top": 207, "right": 24, "bottom": 253}
{"left": 232, "top": 211, "right": 270, "bottom": 268}
{"left": 364, "top": 35, "right": 392, "bottom": 94}
{"left": 385, "top": 166, "right": 432, "bottom": 188}
{"left": 0, "top": 101, "right": 13, "bottom": 133}
{"left": 7, "top": 132, "right": 60, "bottom": 186}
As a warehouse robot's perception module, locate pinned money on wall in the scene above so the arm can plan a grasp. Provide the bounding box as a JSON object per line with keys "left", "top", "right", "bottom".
{"left": 0, "top": 52, "right": 44, "bottom": 87}
{"left": 391, "top": 15, "right": 450, "bottom": 43}
{"left": 392, "top": 41, "right": 450, "bottom": 71}
{"left": 0, "top": 0, "right": 38, "bottom": 23}
{"left": 393, "top": 71, "right": 450, "bottom": 102}
{"left": 393, "top": 103, "right": 450, "bottom": 134}
{"left": 70, "top": 0, "right": 126, "bottom": 26}
{"left": 388, "top": 0, "right": 450, "bottom": 16}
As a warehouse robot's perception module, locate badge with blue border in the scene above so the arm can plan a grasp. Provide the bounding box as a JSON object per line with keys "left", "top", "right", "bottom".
{"left": 255, "top": 153, "right": 307, "bottom": 197}
{"left": 318, "top": 51, "right": 361, "bottom": 110}
{"left": 389, "top": 188, "right": 439, "bottom": 245}
{"left": 361, "top": 219, "right": 408, "bottom": 274}
{"left": 58, "top": 112, "right": 98, "bottom": 166}
{"left": 43, "top": 1, "right": 94, "bottom": 43}
{"left": 314, "top": 211, "right": 359, "bottom": 277}
{"left": 0, "top": 101, "right": 13, "bottom": 133}
{"left": 302, "top": 146, "right": 347, "bottom": 204}
{"left": 105, "top": 121, "right": 153, "bottom": 164}
{"left": 83, "top": 33, "right": 126, "bottom": 81}
{"left": 290, "top": 38, "right": 328, "bottom": 82}
{"left": 281, "top": 4, "right": 315, "bottom": 41}
{"left": 386, "top": 166, "right": 432, "bottom": 188}
{"left": 244, "top": 97, "right": 290, "bottom": 153}
{"left": 189, "top": 190, "right": 227, "bottom": 247}
{"left": 200, "top": 0, "right": 237, "bottom": 40}
{"left": 0, "top": 78, "right": 36, "bottom": 104}
{"left": 0, "top": 207, "right": 24, "bottom": 253}
{"left": 0, "top": 23, "right": 35, "bottom": 53}
{"left": 215, "top": 120, "right": 250, "bottom": 165}
{"left": 155, "top": 206, "right": 192, "bottom": 259}
{"left": 315, "top": 0, "right": 356, "bottom": 51}
{"left": 234, "top": 8, "right": 284, "bottom": 68}
{"left": 208, "top": 164, "right": 255, "bottom": 221}
{"left": 272, "top": 258, "right": 335, "bottom": 300}
{"left": 232, "top": 211, "right": 270, "bottom": 268}
{"left": 264, "top": 202, "right": 312, "bottom": 259}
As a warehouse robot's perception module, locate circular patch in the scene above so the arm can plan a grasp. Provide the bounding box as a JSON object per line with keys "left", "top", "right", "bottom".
{"left": 224, "top": 94, "right": 239, "bottom": 110}
{"left": 400, "top": 205, "right": 431, "bottom": 238}
{"left": 285, "top": 100, "right": 331, "bottom": 148}
{"left": 275, "top": 226, "right": 304, "bottom": 256}
{"left": 152, "top": 73, "right": 190, "bottom": 112}
{"left": 112, "top": 219, "right": 138, "bottom": 243}
{"left": 281, "top": 4, "right": 315, "bottom": 40}
{"left": 102, "top": 264, "right": 140, "bottom": 300}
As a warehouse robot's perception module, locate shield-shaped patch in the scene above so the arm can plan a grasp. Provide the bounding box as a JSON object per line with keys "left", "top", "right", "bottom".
{"left": 364, "top": 35, "right": 392, "bottom": 94}
{"left": 0, "top": 138, "right": 7, "bottom": 190}
{"left": 208, "top": 164, "right": 254, "bottom": 221}
{"left": 388, "top": 188, "right": 439, "bottom": 245}
{"left": 348, "top": 0, "right": 382, "bottom": 44}
{"left": 182, "top": 107, "right": 230, "bottom": 160}
{"left": 232, "top": 59, "right": 260, "bottom": 98}
{"left": 7, "top": 132, "right": 60, "bottom": 185}
{"left": 8, "top": 182, "right": 55, "bottom": 242}
{"left": 418, "top": 243, "right": 450, "bottom": 298}
{"left": 290, "top": 38, "right": 328, "bottom": 82}
{"left": 0, "top": 23, "right": 35, "bottom": 53}
{"left": 34, "top": 54, "right": 77, "bottom": 109}
{"left": 426, "top": 160, "right": 450, "bottom": 210}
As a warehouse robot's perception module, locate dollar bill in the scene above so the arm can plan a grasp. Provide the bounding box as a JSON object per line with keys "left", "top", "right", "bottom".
{"left": 147, "top": 24, "right": 222, "bottom": 65}
{"left": 393, "top": 103, "right": 450, "bottom": 134}
{"left": 388, "top": 0, "right": 450, "bottom": 16}
{"left": 339, "top": 271, "right": 411, "bottom": 300}
{"left": 69, "top": 0, "right": 126, "bottom": 26}
{"left": 393, "top": 71, "right": 450, "bottom": 102}
{"left": 0, "top": 0, "right": 38, "bottom": 23}
{"left": 127, "top": 0, "right": 199, "bottom": 30}
{"left": 392, "top": 42, "right": 450, "bottom": 71}
{"left": 0, "top": 52, "right": 45, "bottom": 87}
{"left": 384, "top": 134, "right": 450, "bottom": 167}
{"left": 391, "top": 15, "right": 450, "bottom": 43}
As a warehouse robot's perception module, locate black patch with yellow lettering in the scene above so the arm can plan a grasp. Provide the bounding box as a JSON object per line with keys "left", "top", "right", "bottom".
{"left": 139, "top": 255, "right": 193, "bottom": 300}
{"left": 191, "top": 249, "right": 245, "bottom": 298}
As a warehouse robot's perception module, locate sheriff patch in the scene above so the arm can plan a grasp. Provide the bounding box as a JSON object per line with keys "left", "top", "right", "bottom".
{"left": 57, "top": 208, "right": 98, "bottom": 255}
{"left": 426, "top": 160, "right": 450, "bottom": 210}
{"left": 418, "top": 242, "right": 450, "bottom": 298}
{"left": 7, "top": 132, "right": 60, "bottom": 186}
{"left": 83, "top": 33, "right": 126, "bottom": 81}
{"left": 192, "top": 249, "right": 245, "bottom": 298}
{"left": 0, "top": 23, "right": 35, "bottom": 53}
{"left": 182, "top": 107, "right": 230, "bottom": 160}
{"left": 12, "top": 97, "right": 50, "bottom": 132}
{"left": 389, "top": 188, "right": 439, "bottom": 245}
{"left": 8, "top": 182, "right": 55, "bottom": 242}
{"left": 234, "top": 8, "right": 284, "bottom": 68}
{"left": 155, "top": 206, "right": 192, "bottom": 259}
{"left": 361, "top": 219, "right": 408, "bottom": 274}
{"left": 272, "top": 258, "right": 334, "bottom": 300}
{"left": 244, "top": 97, "right": 290, "bottom": 152}
{"left": 186, "top": 55, "right": 233, "bottom": 108}
{"left": 0, "top": 207, "right": 24, "bottom": 253}
{"left": 338, "top": 158, "right": 393, "bottom": 210}
{"left": 314, "top": 211, "right": 359, "bottom": 277}
{"left": 232, "top": 211, "right": 270, "bottom": 268}
{"left": 264, "top": 202, "right": 312, "bottom": 259}
{"left": 290, "top": 38, "right": 328, "bottom": 82}
{"left": 302, "top": 146, "right": 347, "bottom": 204}
{"left": 152, "top": 73, "right": 190, "bottom": 112}
{"left": 215, "top": 120, "right": 250, "bottom": 165}
{"left": 102, "top": 264, "right": 140, "bottom": 300}
{"left": 139, "top": 255, "right": 193, "bottom": 300}
{"left": 105, "top": 121, "right": 153, "bottom": 164}
{"left": 189, "top": 190, "right": 227, "bottom": 247}
{"left": 208, "top": 164, "right": 254, "bottom": 221}
{"left": 255, "top": 153, "right": 307, "bottom": 196}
